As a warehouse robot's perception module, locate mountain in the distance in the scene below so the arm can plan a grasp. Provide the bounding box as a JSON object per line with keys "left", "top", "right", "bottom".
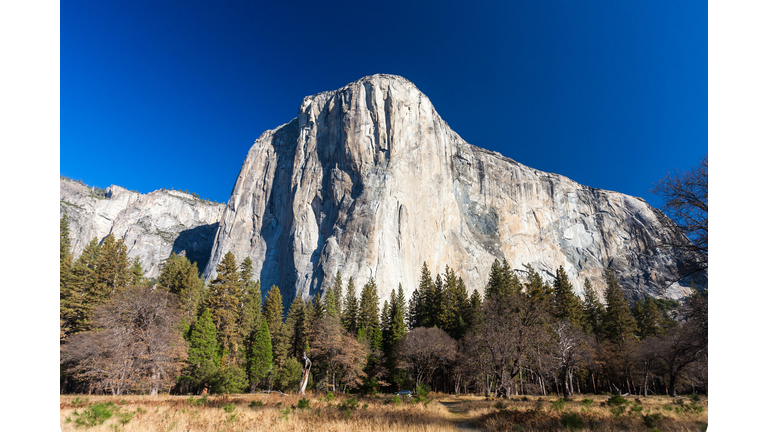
{"left": 202, "top": 74, "right": 703, "bottom": 304}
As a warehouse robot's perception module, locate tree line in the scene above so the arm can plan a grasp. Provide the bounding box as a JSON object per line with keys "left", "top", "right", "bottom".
{"left": 60, "top": 212, "right": 706, "bottom": 398}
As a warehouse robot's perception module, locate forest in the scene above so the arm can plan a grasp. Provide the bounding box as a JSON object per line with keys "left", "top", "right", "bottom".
{"left": 59, "top": 214, "right": 707, "bottom": 400}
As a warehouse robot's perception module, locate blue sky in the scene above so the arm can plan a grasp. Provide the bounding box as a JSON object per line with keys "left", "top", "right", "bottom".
{"left": 61, "top": 1, "right": 707, "bottom": 208}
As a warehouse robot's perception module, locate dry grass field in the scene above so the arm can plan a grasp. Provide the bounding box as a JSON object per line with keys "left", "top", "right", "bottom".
{"left": 60, "top": 392, "right": 707, "bottom": 431}
{"left": 59, "top": 392, "right": 458, "bottom": 432}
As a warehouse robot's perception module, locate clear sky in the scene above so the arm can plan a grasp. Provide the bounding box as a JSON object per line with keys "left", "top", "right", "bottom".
{"left": 61, "top": 0, "right": 707, "bottom": 208}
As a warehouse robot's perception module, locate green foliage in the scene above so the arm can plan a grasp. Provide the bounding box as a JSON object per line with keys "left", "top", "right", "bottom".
{"left": 222, "top": 403, "right": 236, "bottom": 413}
{"left": 249, "top": 400, "right": 263, "bottom": 408}
{"left": 67, "top": 402, "right": 117, "bottom": 427}
{"left": 551, "top": 398, "right": 566, "bottom": 411}
{"left": 184, "top": 308, "right": 221, "bottom": 392}
{"left": 606, "top": 395, "right": 629, "bottom": 406}
{"left": 263, "top": 285, "right": 289, "bottom": 367}
{"left": 341, "top": 277, "right": 359, "bottom": 334}
{"left": 560, "top": 412, "right": 584, "bottom": 429}
{"left": 643, "top": 412, "right": 666, "bottom": 429}
{"left": 247, "top": 317, "right": 273, "bottom": 390}
{"left": 581, "top": 278, "right": 604, "bottom": 337}
{"left": 387, "top": 395, "right": 402, "bottom": 405}
{"left": 204, "top": 251, "right": 243, "bottom": 362}
{"left": 553, "top": 266, "right": 584, "bottom": 328}
{"left": 358, "top": 278, "right": 381, "bottom": 348}
{"left": 159, "top": 253, "right": 204, "bottom": 325}
{"left": 339, "top": 396, "right": 359, "bottom": 411}
{"left": 285, "top": 296, "right": 309, "bottom": 359}
{"left": 211, "top": 364, "right": 248, "bottom": 394}
{"left": 279, "top": 406, "right": 292, "bottom": 420}
{"left": 275, "top": 357, "right": 302, "bottom": 392}
{"left": 297, "top": 398, "right": 310, "bottom": 409}
{"left": 493, "top": 401, "right": 506, "bottom": 410}
{"left": 602, "top": 269, "right": 637, "bottom": 345}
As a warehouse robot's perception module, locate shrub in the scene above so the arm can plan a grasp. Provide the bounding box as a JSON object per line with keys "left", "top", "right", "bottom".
{"left": 339, "top": 397, "right": 359, "bottom": 411}
{"left": 416, "top": 383, "right": 431, "bottom": 398}
{"left": 551, "top": 398, "right": 566, "bottom": 411}
{"left": 494, "top": 401, "right": 506, "bottom": 410}
{"left": 643, "top": 413, "right": 666, "bottom": 429}
{"left": 249, "top": 400, "right": 263, "bottom": 408}
{"left": 325, "top": 392, "right": 335, "bottom": 402}
{"left": 606, "top": 395, "right": 629, "bottom": 406}
{"left": 222, "top": 403, "right": 236, "bottom": 413}
{"left": 610, "top": 405, "right": 627, "bottom": 417}
{"left": 688, "top": 393, "right": 701, "bottom": 402}
{"left": 297, "top": 398, "right": 310, "bottom": 409}
{"left": 279, "top": 407, "right": 292, "bottom": 420}
{"left": 386, "top": 395, "right": 402, "bottom": 406}
{"left": 67, "top": 402, "right": 117, "bottom": 427}
{"left": 560, "top": 412, "right": 584, "bottom": 429}
{"left": 580, "top": 398, "right": 593, "bottom": 408}
{"left": 630, "top": 403, "right": 643, "bottom": 414}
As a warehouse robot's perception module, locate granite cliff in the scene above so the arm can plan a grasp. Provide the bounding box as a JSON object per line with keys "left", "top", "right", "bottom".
{"left": 60, "top": 177, "right": 225, "bottom": 278}
{"left": 203, "top": 74, "right": 701, "bottom": 304}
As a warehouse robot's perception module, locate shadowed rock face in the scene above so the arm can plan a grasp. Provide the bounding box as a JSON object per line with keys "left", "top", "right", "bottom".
{"left": 202, "top": 74, "right": 704, "bottom": 304}
{"left": 60, "top": 178, "right": 226, "bottom": 278}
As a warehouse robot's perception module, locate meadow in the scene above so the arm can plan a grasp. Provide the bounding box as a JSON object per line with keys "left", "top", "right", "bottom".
{"left": 60, "top": 392, "right": 707, "bottom": 431}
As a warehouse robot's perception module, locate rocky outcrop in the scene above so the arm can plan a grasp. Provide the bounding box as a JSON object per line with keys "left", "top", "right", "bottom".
{"left": 60, "top": 178, "right": 225, "bottom": 278}
{"left": 204, "top": 74, "right": 704, "bottom": 305}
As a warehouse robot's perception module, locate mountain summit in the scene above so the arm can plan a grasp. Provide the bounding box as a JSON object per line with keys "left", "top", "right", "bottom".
{"left": 203, "top": 74, "right": 699, "bottom": 303}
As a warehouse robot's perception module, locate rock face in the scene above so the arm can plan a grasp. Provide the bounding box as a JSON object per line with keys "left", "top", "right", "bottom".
{"left": 60, "top": 178, "right": 225, "bottom": 278}
{"left": 204, "top": 74, "right": 702, "bottom": 305}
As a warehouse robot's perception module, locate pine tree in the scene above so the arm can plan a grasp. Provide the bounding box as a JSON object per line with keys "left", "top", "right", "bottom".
{"left": 332, "top": 271, "right": 344, "bottom": 317}
{"left": 263, "top": 285, "right": 288, "bottom": 368}
{"left": 322, "top": 282, "right": 339, "bottom": 318}
{"left": 341, "top": 277, "right": 358, "bottom": 334}
{"left": 581, "top": 278, "right": 604, "bottom": 337}
{"left": 205, "top": 251, "right": 244, "bottom": 363}
{"left": 602, "top": 269, "right": 638, "bottom": 345}
{"left": 129, "top": 257, "right": 146, "bottom": 287}
{"left": 443, "top": 266, "right": 470, "bottom": 339}
{"left": 358, "top": 278, "right": 381, "bottom": 350}
{"left": 93, "top": 234, "right": 130, "bottom": 300}
{"left": 285, "top": 296, "right": 309, "bottom": 359}
{"left": 552, "top": 266, "right": 584, "bottom": 328}
{"left": 185, "top": 308, "right": 221, "bottom": 392}
{"left": 60, "top": 215, "right": 74, "bottom": 339}
{"left": 466, "top": 289, "right": 483, "bottom": 333}
{"left": 63, "top": 237, "right": 101, "bottom": 334}
{"left": 413, "top": 263, "right": 434, "bottom": 328}
{"left": 632, "top": 297, "right": 665, "bottom": 339}
{"left": 247, "top": 317, "right": 273, "bottom": 391}
{"left": 407, "top": 285, "right": 421, "bottom": 330}
{"left": 485, "top": 258, "right": 515, "bottom": 299}
{"left": 159, "top": 253, "right": 205, "bottom": 327}
{"left": 431, "top": 273, "right": 446, "bottom": 329}
{"left": 237, "top": 275, "right": 262, "bottom": 360}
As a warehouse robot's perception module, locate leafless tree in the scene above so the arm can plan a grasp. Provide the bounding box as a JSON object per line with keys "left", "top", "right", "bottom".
{"left": 552, "top": 320, "right": 587, "bottom": 397}
{"left": 651, "top": 155, "right": 708, "bottom": 280}
{"left": 399, "top": 327, "right": 456, "bottom": 388}
{"left": 61, "top": 286, "right": 187, "bottom": 395}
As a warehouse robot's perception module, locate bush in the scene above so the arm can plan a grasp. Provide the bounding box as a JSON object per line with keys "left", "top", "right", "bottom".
{"left": 643, "top": 413, "right": 666, "bottom": 429}
{"left": 297, "top": 398, "right": 310, "bottom": 409}
{"left": 606, "top": 395, "right": 629, "bottom": 406}
{"left": 222, "top": 403, "right": 236, "bottom": 413}
{"left": 325, "top": 392, "right": 335, "bottom": 402}
{"left": 248, "top": 400, "right": 263, "bottom": 408}
{"left": 560, "top": 412, "right": 584, "bottom": 429}
{"left": 688, "top": 393, "right": 701, "bottom": 402}
{"left": 385, "top": 395, "right": 402, "bottom": 406}
{"left": 416, "top": 383, "right": 431, "bottom": 398}
{"left": 339, "top": 397, "right": 359, "bottom": 411}
{"left": 66, "top": 402, "right": 117, "bottom": 427}
{"left": 580, "top": 398, "right": 593, "bottom": 408}
{"left": 551, "top": 398, "right": 566, "bottom": 411}
{"left": 494, "top": 401, "right": 506, "bottom": 410}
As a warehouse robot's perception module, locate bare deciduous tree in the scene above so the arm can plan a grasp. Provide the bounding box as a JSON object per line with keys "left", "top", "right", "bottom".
{"left": 651, "top": 155, "right": 708, "bottom": 280}
{"left": 309, "top": 316, "right": 367, "bottom": 392}
{"left": 399, "top": 327, "right": 456, "bottom": 388}
{"left": 61, "top": 286, "right": 187, "bottom": 395}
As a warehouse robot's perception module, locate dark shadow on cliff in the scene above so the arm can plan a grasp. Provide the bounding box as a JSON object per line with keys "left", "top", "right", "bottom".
{"left": 172, "top": 223, "right": 219, "bottom": 275}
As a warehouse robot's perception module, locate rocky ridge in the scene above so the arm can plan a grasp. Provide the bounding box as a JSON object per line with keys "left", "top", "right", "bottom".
{"left": 60, "top": 177, "right": 225, "bottom": 278}
{"left": 203, "top": 74, "right": 701, "bottom": 304}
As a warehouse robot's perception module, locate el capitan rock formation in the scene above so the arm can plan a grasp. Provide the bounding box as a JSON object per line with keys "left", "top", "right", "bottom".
{"left": 203, "top": 74, "right": 702, "bottom": 304}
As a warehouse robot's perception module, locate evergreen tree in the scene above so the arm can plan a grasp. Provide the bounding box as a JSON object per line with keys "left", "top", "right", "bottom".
{"left": 485, "top": 258, "right": 515, "bottom": 299}
{"left": 358, "top": 278, "right": 381, "bottom": 350}
{"left": 341, "top": 277, "right": 358, "bottom": 334}
{"left": 129, "top": 257, "right": 146, "bottom": 287}
{"left": 431, "top": 273, "right": 446, "bottom": 329}
{"left": 184, "top": 308, "right": 221, "bottom": 392}
{"left": 466, "top": 289, "right": 483, "bottom": 333}
{"left": 414, "top": 262, "right": 434, "bottom": 328}
{"left": 159, "top": 253, "right": 205, "bottom": 327}
{"left": 322, "top": 283, "right": 339, "bottom": 318}
{"left": 581, "top": 278, "right": 604, "bottom": 337}
{"left": 632, "top": 297, "right": 665, "bottom": 339}
{"left": 443, "top": 266, "right": 470, "bottom": 339}
{"left": 246, "top": 317, "right": 273, "bottom": 391}
{"left": 93, "top": 234, "right": 130, "bottom": 300}
{"left": 332, "top": 271, "right": 344, "bottom": 317}
{"left": 237, "top": 256, "right": 261, "bottom": 347}
{"left": 204, "top": 251, "right": 243, "bottom": 363}
{"left": 407, "top": 284, "right": 421, "bottom": 330}
{"left": 285, "top": 296, "right": 309, "bottom": 359}
{"left": 552, "top": 266, "right": 584, "bottom": 328}
{"left": 263, "top": 285, "right": 289, "bottom": 368}
{"left": 60, "top": 215, "right": 74, "bottom": 339}
{"left": 63, "top": 237, "right": 101, "bottom": 334}
{"left": 602, "top": 269, "right": 638, "bottom": 345}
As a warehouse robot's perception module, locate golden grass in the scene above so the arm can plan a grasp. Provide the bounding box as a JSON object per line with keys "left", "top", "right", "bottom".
{"left": 448, "top": 394, "right": 708, "bottom": 432}
{"left": 60, "top": 393, "right": 458, "bottom": 432}
{"left": 60, "top": 393, "right": 708, "bottom": 431}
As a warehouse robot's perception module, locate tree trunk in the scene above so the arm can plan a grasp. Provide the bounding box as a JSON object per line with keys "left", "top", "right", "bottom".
{"left": 298, "top": 352, "right": 312, "bottom": 396}
{"left": 669, "top": 371, "right": 677, "bottom": 397}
